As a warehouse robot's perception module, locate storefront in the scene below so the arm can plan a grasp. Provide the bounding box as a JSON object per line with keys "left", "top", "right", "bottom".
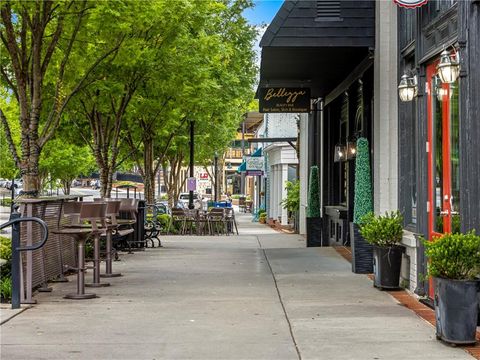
{"left": 397, "top": 0, "right": 480, "bottom": 298}
{"left": 258, "top": 0, "right": 376, "bottom": 244}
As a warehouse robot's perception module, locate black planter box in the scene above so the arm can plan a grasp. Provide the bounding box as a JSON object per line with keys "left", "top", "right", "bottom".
{"left": 372, "top": 245, "right": 403, "bottom": 289}
{"left": 435, "top": 277, "right": 479, "bottom": 345}
{"left": 306, "top": 217, "right": 324, "bottom": 247}
{"left": 350, "top": 223, "right": 373, "bottom": 274}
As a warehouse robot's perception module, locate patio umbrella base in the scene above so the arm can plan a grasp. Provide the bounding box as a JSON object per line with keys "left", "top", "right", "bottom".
{"left": 64, "top": 293, "right": 97, "bottom": 300}
{"left": 101, "top": 273, "right": 122, "bottom": 278}
{"left": 85, "top": 282, "right": 110, "bottom": 287}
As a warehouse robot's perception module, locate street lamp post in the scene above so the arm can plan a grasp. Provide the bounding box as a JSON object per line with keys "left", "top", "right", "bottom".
{"left": 188, "top": 120, "right": 195, "bottom": 209}
{"left": 214, "top": 151, "right": 218, "bottom": 202}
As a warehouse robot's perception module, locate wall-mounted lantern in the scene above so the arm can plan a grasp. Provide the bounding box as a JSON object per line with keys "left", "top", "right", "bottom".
{"left": 346, "top": 141, "right": 357, "bottom": 160}
{"left": 334, "top": 144, "right": 346, "bottom": 162}
{"left": 398, "top": 74, "right": 417, "bottom": 102}
{"left": 437, "top": 49, "right": 460, "bottom": 84}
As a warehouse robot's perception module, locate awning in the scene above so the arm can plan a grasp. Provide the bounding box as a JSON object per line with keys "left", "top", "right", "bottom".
{"left": 237, "top": 147, "right": 263, "bottom": 173}
{"left": 257, "top": 0, "right": 375, "bottom": 99}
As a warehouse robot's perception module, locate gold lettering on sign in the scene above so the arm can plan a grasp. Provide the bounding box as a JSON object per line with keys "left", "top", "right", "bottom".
{"left": 264, "top": 88, "right": 307, "bottom": 103}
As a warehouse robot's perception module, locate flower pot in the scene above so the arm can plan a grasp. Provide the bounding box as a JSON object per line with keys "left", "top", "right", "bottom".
{"left": 434, "top": 277, "right": 479, "bottom": 345}
{"left": 350, "top": 223, "right": 373, "bottom": 274}
{"left": 306, "top": 217, "right": 324, "bottom": 247}
{"left": 372, "top": 245, "right": 403, "bottom": 289}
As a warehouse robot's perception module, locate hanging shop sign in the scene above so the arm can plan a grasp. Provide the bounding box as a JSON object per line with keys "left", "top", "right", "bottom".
{"left": 259, "top": 87, "right": 310, "bottom": 113}
{"left": 246, "top": 156, "right": 264, "bottom": 171}
{"left": 394, "top": 0, "right": 428, "bottom": 8}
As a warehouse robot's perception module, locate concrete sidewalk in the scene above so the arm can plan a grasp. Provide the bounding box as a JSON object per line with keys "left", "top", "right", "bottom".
{"left": 0, "top": 213, "right": 472, "bottom": 359}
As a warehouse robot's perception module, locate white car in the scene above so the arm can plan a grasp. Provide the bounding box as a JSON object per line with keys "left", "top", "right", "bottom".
{"left": 178, "top": 192, "right": 203, "bottom": 209}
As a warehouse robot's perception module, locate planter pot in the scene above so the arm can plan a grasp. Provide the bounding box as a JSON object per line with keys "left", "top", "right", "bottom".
{"left": 434, "top": 277, "right": 479, "bottom": 345}
{"left": 306, "top": 217, "right": 324, "bottom": 247}
{"left": 350, "top": 223, "right": 373, "bottom": 274}
{"left": 372, "top": 245, "right": 403, "bottom": 289}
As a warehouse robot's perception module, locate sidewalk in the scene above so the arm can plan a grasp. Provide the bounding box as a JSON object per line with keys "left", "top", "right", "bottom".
{"left": 0, "top": 213, "right": 472, "bottom": 359}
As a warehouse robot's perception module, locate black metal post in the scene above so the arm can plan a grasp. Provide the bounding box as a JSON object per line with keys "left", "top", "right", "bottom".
{"left": 10, "top": 178, "right": 15, "bottom": 212}
{"left": 188, "top": 120, "right": 195, "bottom": 209}
{"left": 214, "top": 152, "right": 218, "bottom": 202}
{"left": 240, "top": 121, "right": 245, "bottom": 195}
{"left": 10, "top": 211, "right": 21, "bottom": 309}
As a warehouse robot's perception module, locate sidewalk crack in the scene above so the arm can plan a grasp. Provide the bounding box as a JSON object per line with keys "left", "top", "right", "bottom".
{"left": 257, "top": 236, "right": 302, "bottom": 360}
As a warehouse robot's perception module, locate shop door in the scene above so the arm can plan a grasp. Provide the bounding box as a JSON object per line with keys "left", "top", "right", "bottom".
{"left": 426, "top": 62, "right": 460, "bottom": 298}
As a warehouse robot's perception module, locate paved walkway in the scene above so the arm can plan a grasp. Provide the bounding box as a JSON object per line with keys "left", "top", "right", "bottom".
{"left": 0, "top": 213, "right": 473, "bottom": 359}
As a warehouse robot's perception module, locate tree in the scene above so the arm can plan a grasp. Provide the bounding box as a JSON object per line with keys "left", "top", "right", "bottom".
{"left": 0, "top": 0, "right": 123, "bottom": 196}
{"left": 39, "top": 139, "right": 95, "bottom": 195}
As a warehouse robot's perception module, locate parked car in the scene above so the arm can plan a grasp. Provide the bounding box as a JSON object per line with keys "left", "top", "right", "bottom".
{"left": 91, "top": 180, "right": 101, "bottom": 190}
{"left": 0, "top": 179, "right": 8, "bottom": 187}
{"left": 178, "top": 192, "right": 203, "bottom": 209}
{"left": 5, "top": 179, "right": 22, "bottom": 190}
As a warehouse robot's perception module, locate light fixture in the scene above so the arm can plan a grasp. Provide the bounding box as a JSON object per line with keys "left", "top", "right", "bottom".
{"left": 437, "top": 49, "right": 460, "bottom": 84}
{"left": 435, "top": 76, "right": 455, "bottom": 101}
{"left": 334, "top": 144, "right": 346, "bottom": 162}
{"left": 398, "top": 73, "right": 417, "bottom": 102}
{"left": 346, "top": 141, "right": 357, "bottom": 160}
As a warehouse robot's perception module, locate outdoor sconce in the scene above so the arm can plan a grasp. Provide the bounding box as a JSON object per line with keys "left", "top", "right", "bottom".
{"left": 334, "top": 144, "right": 346, "bottom": 162}
{"left": 437, "top": 49, "right": 460, "bottom": 84}
{"left": 346, "top": 141, "right": 357, "bottom": 160}
{"left": 398, "top": 74, "right": 417, "bottom": 102}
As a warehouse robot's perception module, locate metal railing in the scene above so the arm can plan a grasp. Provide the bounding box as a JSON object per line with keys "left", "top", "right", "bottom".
{"left": 0, "top": 213, "right": 49, "bottom": 309}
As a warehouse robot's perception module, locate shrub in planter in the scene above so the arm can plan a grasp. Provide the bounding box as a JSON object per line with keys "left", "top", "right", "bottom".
{"left": 351, "top": 137, "right": 374, "bottom": 274}
{"left": 359, "top": 211, "right": 404, "bottom": 289}
{"left": 423, "top": 231, "right": 480, "bottom": 345}
{"left": 306, "top": 166, "right": 323, "bottom": 247}
{"left": 259, "top": 213, "right": 267, "bottom": 224}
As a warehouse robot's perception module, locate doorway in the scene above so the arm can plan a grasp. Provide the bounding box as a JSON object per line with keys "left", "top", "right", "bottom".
{"left": 426, "top": 61, "right": 460, "bottom": 297}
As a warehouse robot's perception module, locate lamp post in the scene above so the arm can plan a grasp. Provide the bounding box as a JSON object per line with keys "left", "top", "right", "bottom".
{"left": 188, "top": 120, "right": 195, "bottom": 209}
{"left": 214, "top": 151, "right": 218, "bottom": 202}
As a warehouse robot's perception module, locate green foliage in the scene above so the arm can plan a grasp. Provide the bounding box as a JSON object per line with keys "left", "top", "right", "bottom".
{"left": 156, "top": 214, "right": 172, "bottom": 229}
{"left": 353, "top": 138, "right": 373, "bottom": 224}
{"left": 258, "top": 208, "right": 266, "bottom": 215}
{"left": 307, "top": 166, "right": 320, "bottom": 218}
{"left": 281, "top": 180, "right": 300, "bottom": 213}
{"left": 259, "top": 212, "right": 267, "bottom": 219}
{"left": 423, "top": 231, "right": 480, "bottom": 280}
{"left": 0, "top": 236, "right": 12, "bottom": 299}
{"left": 359, "top": 211, "right": 404, "bottom": 247}
{"left": 0, "top": 277, "right": 12, "bottom": 302}
{"left": 0, "top": 198, "right": 12, "bottom": 207}
{"left": 40, "top": 139, "right": 95, "bottom": 194}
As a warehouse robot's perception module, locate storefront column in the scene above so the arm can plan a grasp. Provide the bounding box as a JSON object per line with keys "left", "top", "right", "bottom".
{"left": 299, "top": 113, "right": 308, "bottom": 234}
{"left": 281, "top": 164, "right": 289, "bottom": 225}
{"left": 373, "top": 0, "right": 398, "bottom": 214}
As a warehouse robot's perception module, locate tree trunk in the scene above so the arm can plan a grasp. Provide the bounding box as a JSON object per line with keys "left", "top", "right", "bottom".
{"left": 143, "top": 137, "right": 155, "bottom": 204}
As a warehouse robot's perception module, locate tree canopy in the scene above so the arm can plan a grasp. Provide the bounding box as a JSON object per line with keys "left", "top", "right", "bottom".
{"left": 0, "top": 0, "right": 257, "bottom": 200}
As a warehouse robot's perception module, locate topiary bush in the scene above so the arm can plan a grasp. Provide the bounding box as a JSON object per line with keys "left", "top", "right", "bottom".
{"left": 359, "top": 211, "right": 404, "bottom": 247}
{"left": 307, "top": 166, "right": 320, "bottom": 218}
{"left": 353, "top": 137, "right": 373, "bottom": 224}
{"left": 0, "top": 236, "right": 12, "bottom": 302}
{"left": 423, "top": 231, "right": 480, "bottom": 280}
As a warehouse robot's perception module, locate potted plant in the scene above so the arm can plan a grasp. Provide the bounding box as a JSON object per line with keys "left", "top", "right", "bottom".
{"left": 280, "top": 180, "right": 299, "bottom": 232}
{"left": 351, "top": 137, "right": 374, "bottom": 273}
{"left": 259, "top": 212, "right": 267, "bottom": 224}
{"left": 306, "top": 166, "right": 323, "bottom": 246}
{"left": 423, "top": 231, "right": 480, "bottom": 345}
{"left": 359, "top": 211, "right": 404, "bottom": 289}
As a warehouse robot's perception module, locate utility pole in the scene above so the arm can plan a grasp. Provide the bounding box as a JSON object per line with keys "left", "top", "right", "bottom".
{"left": 188, "top": 120, "right": 195, "bottom": 209}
